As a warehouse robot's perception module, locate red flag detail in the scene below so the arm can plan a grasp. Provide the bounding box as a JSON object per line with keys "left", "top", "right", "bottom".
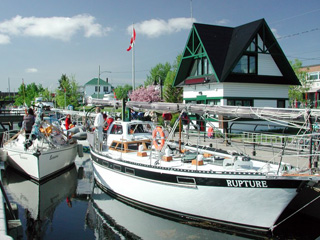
{"left": 127, "top": 28, "right": 136, "bottom": 51}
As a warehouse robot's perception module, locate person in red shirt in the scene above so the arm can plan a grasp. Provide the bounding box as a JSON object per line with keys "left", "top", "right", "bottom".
{"left": 65, "top": 114, "right": 71, "bottom": 130}
{"left": 162, "top": 112, "right": 172, "bottom": 128}
{"left": 104, "top": 117, "right": 114, "bottom": 132}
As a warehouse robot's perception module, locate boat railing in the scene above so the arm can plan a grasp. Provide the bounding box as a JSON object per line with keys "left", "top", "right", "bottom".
{"left": 242, "top": 132, "right": 320, "bottom": 153}
{"left": 1, "top": 130, "right": 22, "bottom": 147}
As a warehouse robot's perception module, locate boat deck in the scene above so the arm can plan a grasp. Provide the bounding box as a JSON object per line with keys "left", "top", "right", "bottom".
{"left": 100, "top": 145, "right": 278, "bottom": 175}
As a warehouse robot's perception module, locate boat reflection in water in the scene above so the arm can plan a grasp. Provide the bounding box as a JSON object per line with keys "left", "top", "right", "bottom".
{"left": 86, "top": 185, "right": 251, "bottom": 240}
{"left": 3, "top": 165, "right": 77, "bottom": 239}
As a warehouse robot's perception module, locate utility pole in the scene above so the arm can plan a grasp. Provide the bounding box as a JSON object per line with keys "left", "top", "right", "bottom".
{"left": 98, "top": 65, "right": 100, "bottom": 100}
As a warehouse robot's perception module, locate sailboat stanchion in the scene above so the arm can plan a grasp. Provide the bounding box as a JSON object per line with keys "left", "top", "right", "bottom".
{"left": 179, "top": 117, "right": 182, "bottom": 153}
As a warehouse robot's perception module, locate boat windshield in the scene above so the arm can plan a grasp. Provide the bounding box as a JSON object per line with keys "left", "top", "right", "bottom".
{"left": 110, "top": 124, "right": 123, "bottom": 134}
{"left": 128, "top": 123, "right": 152, "bottom": 135}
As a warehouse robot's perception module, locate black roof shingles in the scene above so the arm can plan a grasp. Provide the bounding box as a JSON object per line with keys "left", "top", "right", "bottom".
{"left": 175, "top": 19, "right": 300, "bottom": 86}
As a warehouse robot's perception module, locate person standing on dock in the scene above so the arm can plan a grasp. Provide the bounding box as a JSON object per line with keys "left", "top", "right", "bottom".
{"left": 23, "top": 108, "right": 35, "bottom": 139}
{"left": 94, "top": 107, "right": 104, "bottom": 151}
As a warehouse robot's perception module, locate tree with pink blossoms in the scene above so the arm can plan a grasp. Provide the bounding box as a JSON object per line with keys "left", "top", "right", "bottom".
{"left": 128, "top": 85, "right": 161, "bottom": 102}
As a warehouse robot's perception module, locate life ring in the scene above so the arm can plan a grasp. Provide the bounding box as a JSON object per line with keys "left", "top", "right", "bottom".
{"left": 152, "top": 126, "right": 165, "bottom": 151}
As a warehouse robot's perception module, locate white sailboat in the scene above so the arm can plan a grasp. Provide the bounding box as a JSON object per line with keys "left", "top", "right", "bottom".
{"left": 88, "top": 100, "right": 320, "bottom": 233}
{"left": 2, "top": 106, "right": 80, "bottom": 181}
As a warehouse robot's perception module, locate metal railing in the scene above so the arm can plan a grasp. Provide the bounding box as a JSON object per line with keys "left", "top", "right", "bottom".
{"left": 241, "top": 132, "right": 320, "bottom": 153}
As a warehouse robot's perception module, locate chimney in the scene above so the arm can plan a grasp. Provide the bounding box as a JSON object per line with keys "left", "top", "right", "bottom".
{"left": 106, "top": 78, "right": 108, "bottom": 83}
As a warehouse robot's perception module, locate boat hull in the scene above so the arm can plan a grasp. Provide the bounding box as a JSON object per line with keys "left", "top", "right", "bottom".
{"left": 91, "top": 150, "right": 305, "bottom": 232}
{"left": 4, "top": 144, "right": 78, "bottom": 181}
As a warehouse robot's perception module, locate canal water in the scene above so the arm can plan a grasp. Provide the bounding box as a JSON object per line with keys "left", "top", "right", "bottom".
{"left": 2, "top": 153, "right": 320, "bottom": 240}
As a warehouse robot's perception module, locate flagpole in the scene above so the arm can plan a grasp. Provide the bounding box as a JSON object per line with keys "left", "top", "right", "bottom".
{"left": 132, "top": 24, "right": 135, "bottom": 90}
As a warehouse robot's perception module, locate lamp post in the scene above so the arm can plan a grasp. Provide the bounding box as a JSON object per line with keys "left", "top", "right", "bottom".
{"left": 98, "top": 65, "right": 112, "bottom": 99}
{"left": 153, "top": 75, "right": 163, "bottom": 101}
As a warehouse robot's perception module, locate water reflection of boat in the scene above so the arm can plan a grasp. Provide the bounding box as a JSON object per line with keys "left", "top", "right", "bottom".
{"left": 86, "top": 185, "right": 250, "bottom": 240}
{"left": 3, "top": 166, "right": 77, "bottom": 239}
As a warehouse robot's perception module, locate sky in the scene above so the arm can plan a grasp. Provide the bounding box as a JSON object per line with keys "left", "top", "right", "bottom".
{"left": 0, "top": 0, "right": 320, "bottom": 93}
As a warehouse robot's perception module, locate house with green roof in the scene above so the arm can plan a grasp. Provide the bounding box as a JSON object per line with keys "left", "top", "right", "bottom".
{"left": 174, "top": 19, "right": 300, "bottom": 109}
{"left": 84, "top": 78, "right": 114, "bottom": 100}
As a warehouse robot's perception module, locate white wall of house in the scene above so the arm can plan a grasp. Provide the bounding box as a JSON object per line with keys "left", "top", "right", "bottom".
{"left": 223, "top": 83, "right": 289, "bottom": 98}
{"left": 84, "top": 84, "right": 112, "bottom": 99}
{"left": 84, "top": 85, "right": 96, "bottom": 97}
{"left": 183, "top": 83, "right": 289, "bottom": 103}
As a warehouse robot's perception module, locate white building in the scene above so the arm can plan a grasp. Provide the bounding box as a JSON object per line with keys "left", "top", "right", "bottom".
{"left": 301, "top": 64, "right": 320, "bottom": 107}
{"left": 84, "top": 78, "right": 114, "bottom": 103}
{"left": 173, "top": 19, "right": 300, "bottom": 132}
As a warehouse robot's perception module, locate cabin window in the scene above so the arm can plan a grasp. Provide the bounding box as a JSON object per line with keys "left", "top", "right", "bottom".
{"left": 128, "top": 124, "right": 152, "bottom": 134}
{"left": 110, "top": 124, "right": 123, "bottom": 134}
{"left": 103, "top": 86, "right": 108, "bottom": 92}
{"left": 125, "top": 168, "right": 135, "bottom": 175}
{"left": 177, "top": 176, "right": 196, "bottom": 185}
{"left": 95, "top": 86, "right": 100, "bottom": 92}
{"left": 114, "top": 164, "right": 121, "bottom": 171}
{"left": 103, "top": 161, "right": 108, "bottom": 167}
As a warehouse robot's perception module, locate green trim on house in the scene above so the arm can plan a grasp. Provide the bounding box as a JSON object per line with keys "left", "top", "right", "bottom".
{"left": 173, "top": 25, "right": 220, "bottom": 87}
{"left": 174, "top": 19, "right": 300, "bottom": 87}
{"left": 184, "top": 96, "right": 223, "bottom": 101}
{"left": 85, "top": 78, "right": 112, "bottom": 86}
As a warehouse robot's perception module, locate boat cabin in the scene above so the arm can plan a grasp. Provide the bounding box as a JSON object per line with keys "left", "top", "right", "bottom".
{"left": 106, "top": 120, "right": 154, "bottom": 147}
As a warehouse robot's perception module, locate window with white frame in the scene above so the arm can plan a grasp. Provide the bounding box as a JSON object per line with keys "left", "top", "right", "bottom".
{"left": 308, "top": 72, "right": 320, "bottom": 81}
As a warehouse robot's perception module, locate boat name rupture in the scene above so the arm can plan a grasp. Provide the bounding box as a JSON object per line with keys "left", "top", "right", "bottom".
{"left": 226, "top": 179, "right": 268, "bottom": 188}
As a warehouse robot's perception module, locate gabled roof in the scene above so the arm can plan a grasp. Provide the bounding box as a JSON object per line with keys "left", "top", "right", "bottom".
{"left": 85, "top": 78, "right": 111, "bottom": 86}
{"left": 174, "top": 19, "right": 300, "bottom": 86}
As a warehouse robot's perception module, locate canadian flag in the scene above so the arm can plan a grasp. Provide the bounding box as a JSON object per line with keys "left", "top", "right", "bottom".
{"left": 127, "top": 27, "right": 136, "bottom": 51}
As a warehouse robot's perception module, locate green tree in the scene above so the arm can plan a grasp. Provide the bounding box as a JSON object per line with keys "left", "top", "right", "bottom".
{"left": 14, "top": 82, "right": 46, "bottom": 106}
{"left": 163, "top": 53, "right": 183, "bottom": 103}
{"left": 114, "top": 84, "right": 132, "bottom": 100}
{"left": 55, "top": 74, "right": 80, "bottom": 108}
{"left": 144, "top": 62, "right": 172, "bottom": 87}
{"left": 288, "top": 59, "right": 310, "bottom": 107}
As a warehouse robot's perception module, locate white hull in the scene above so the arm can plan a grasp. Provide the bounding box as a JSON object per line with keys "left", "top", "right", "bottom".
{"left": 4, "top": 144, "right": 78, "bottom": 181}
{"left": 91, "top": 150, "right": 302, "bottom": 231}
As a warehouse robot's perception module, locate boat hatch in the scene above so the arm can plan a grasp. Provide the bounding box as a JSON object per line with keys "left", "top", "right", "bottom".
{"left": 177, "top": 176, "right": 196, "bottom": 185}
{"left": 125, "top": 168, "right": 135, "bottom": 175}
{"left": 109, "top": 140, "right": 151, "bottom": 153}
